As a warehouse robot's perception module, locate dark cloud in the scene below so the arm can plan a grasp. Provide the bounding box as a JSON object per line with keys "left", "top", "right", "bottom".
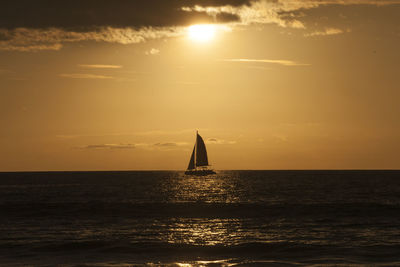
{"left": 0, "top": 0, "right": 251, "bottom": 30}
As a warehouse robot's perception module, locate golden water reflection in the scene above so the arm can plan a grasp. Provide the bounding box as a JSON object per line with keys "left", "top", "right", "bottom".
{"left": 159, "top": 173, "right": 244, "bottom": 246}
{"left": 155, "top": 172, "right": 290, "bottom": 249}
{"left": 175, "top": 259, "right": 235, "bottom": 267}
{"left": 160, "top": 172, "right": 242, "bottom": 203}
{"left": 167, "top": 218, "right": 242, "bottom": 246}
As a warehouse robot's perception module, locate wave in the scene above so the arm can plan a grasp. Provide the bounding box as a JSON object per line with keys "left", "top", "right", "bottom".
{"left": 7, "top": 241, "right": 400, "bottom": 266}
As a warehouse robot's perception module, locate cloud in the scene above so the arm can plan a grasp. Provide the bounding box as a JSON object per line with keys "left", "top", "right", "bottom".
{"left": 74, "top": 141, "right": 188, "bottom": 151}
{"left": 78, "top": 64, "right": 122, "bottom": 69}
{"left": 59, "top": 73, "right": 114, "bottom": 79}
{"left": 0, "top": 0, "right": 248, "bottom": 30}
{"left": 305, "top": 27, "right": 350, "bottom": 37}
{"left": 80, "top": 144, "right": 135, "bottom": 150}
{"left": 1, "top": 0, "right": 398, "bottom": 51}
{"left": 220, "top": 58, "right": 310, "bottom": 66}
{"left": 288, "top": 20, "right": 306, "bottom": 29}
{"left": 145, "top": 48, "right": 160, "bottom": 55}
{"left": 2, "top": 0, "right": 395, "bottom": 32}
{"left": 154, "top": 142, "right": 178, "bottom": 147}
{"left": 153, "top": 142, "right": 189, "bottom": 147}
{"left": 206, "top": 138, "right": 236, "bottom": 145}
{"left": 184, "top": 3, "right": 305, "bottom": 28}
{"left": 0, "top": 27, "right": 184, "bottom": 51}
{"left": 183, "top": 0, "right": 400, "bottom": 29}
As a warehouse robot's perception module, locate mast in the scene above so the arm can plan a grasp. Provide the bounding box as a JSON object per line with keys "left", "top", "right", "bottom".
{"left": 194, "top": 130, "right": 198, "bottom": 170}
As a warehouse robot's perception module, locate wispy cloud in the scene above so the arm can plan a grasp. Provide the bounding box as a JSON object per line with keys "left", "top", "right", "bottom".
{"left": 0, "top": 39, "right": 63, "bottom": 52}
{"left": 206, "top": 138, "right": 237, "bottom": 145}
{"left": 183, "top": 0, "right": 399, "bottom": 30}
{"left": 153, "top": 142, "right": 188, "bottom": 147}
{"left": 220, "top": 59, "right": 310, "bottom": 66}
{"left": 145, "top": 48, "right": 160, "bottom": 55}
{"left": 59, "top": 73, "right": 114, "bottom": 79}
{"left": 78, "top": 64, "right": 122, "bottom": 69}
{"left": 0, "top": 27, "right": 184, "bottom": 52}
{"left": 80, "top": 144, "right": 135, "bottom": 150}
{"left": 154, "top": 142, "right": 177, "bottom": 147}
{"left": 305, "top": 27, "right": 349, "bottom": 37}
{"left": 77, "top": 142, "right": 188, "bottom": 151}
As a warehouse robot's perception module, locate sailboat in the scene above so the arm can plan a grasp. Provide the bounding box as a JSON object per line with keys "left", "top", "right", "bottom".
{"left": 185, "top": 131, "right": 216, "bottom": 175}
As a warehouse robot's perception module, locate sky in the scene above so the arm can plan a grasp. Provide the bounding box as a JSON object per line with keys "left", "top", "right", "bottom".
{"left": 0, "top": 0, "right": 399, "bottom": 171}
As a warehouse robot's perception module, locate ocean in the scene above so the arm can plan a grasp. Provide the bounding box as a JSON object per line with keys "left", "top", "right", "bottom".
{"left": 0, "top": 170, "right": 400, "bottom": 266}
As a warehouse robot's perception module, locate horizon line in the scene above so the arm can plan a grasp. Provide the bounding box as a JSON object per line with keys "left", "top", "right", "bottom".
{"left": 1, "top": 169, "right": 399, "bottom": 173}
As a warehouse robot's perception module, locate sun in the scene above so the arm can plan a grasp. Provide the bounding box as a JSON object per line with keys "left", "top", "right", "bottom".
{"left": 188, "top": 24, "right": 216, "bottom": 42}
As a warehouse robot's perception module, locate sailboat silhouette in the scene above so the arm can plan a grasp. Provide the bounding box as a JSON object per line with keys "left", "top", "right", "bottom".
{"left": 185, "top": 131, "right": 216, "bottom": 175}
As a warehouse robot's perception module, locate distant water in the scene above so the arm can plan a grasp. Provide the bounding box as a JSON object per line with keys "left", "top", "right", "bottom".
{"left": 1, "top": 170, "right": 400, "bottom": 266}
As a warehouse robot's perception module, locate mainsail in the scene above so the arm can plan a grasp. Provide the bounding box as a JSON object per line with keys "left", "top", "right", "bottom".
{"left": 195, "top": 133, "right": 209, "bottom": 167}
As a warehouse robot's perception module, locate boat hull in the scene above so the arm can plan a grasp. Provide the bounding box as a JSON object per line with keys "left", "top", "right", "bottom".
{"left": 184, "top": 169, "right": 216, "bottom": 176}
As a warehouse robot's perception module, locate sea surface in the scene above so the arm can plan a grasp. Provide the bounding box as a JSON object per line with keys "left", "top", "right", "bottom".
{"left": 1, "top": 170, "right": 400, "bottom": 266}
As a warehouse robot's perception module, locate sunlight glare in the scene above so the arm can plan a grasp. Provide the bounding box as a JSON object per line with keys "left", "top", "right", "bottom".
{"left": 188, "top": 24, "right": 216, "bottom": 42}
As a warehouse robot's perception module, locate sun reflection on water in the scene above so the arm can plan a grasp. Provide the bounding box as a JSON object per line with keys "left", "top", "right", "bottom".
{"left": 156, "top": 173, "right": 244, "bottom": 246}
{"left": 166, "top": 218, "right": 241, "bottom": 245}
{"left": 159, "top": 172, "right": 242, "bottom": 203}
{"left": 176, "top": 259, "right": 235, "bottom": 267}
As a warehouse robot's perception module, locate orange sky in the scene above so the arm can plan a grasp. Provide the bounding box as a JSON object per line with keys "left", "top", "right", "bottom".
{"left": 1, "top": 1, "right": 399, "bottom": 171}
